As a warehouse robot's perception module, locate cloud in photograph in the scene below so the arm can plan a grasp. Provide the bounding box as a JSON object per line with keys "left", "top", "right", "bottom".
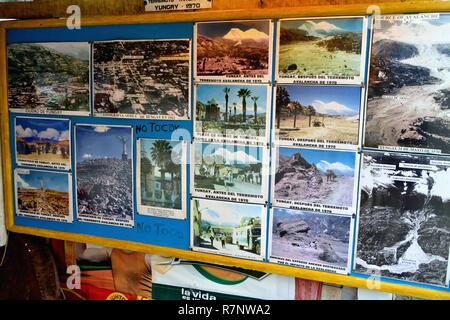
{"left": 311, "top": 100, "right": 357, "bottom": 116}
{"left": 316, "top": 160, "right": 355, "bottom": 176}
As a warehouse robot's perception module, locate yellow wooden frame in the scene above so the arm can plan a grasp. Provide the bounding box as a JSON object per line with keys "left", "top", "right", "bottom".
{"left": 2, "top": 2, "right": 450, "bottom": 300}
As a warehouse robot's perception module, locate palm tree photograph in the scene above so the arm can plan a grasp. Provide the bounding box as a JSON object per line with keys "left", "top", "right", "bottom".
{"left": 195, "top": 84, "right": 268, "bottom": 140}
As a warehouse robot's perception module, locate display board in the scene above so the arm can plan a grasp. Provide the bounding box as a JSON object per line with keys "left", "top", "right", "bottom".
{"left": 1, "top": 11, "right": 450, "bottom": 300}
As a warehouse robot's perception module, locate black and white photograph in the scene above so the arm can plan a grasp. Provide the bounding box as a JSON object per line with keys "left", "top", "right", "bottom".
{"left": 355, "top": 150, "right": 450, "bottom": 287}
{"left": 137, "top": 138, "right": 187, "bottom": 219}
{"left": 269, "top": 207, "right": 352, "bottom": 274}
{"left": 93, "top": 39, "right": 191, "bottom": 119}
{"left": 75, "top": 124, "right": 134, "bottom": 227}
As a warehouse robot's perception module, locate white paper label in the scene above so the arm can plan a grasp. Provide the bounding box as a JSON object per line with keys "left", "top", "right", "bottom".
{"left": 145, "top": 0, "right": 212, "bottom": 11}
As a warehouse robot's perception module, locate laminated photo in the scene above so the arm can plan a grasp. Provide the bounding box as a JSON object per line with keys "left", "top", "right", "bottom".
{"left": 276, "top": 17, "right": 367, "bottom": 85}
{"left": 364, "top": 13, "right": 450, "bottom": 155}
{"left": 8, "top": 42, "right": 90, "bottom": 115}
{"left": 75, "top": 124, "right": 134, "bottom": 227}
{"left": 271, "top": 147, "right": 358, "bottom": 215}
{"left": 269, "top": 207, "right": 352, "bottom": 274}
{"left": 14, "top": 168, "right": 73, "bottom": 223}
{"left": 137, "top": 138, "right": 187, "bottom": 219}
{"left": 93, "top": 39, "right": 191, "bottom": 119}
{"left": 355, "top": 151, "right": 450, "bottom": 287}
{"left": 192, "top": 142, "right": 268, "bottom": 204}
{"left": 191, "top": 198, "right": 266, "bottom": 260}
{"left": 15, "top": 117, "right": 71, "bottom": 170}
{"left": 195, "top": 20, "right": 273, "bottom": 83}
{"left": 194, "top": 83, "right": 270, "bottom": 144}
{"left": 273, "top": 85, "right": 362, "bottom": 149}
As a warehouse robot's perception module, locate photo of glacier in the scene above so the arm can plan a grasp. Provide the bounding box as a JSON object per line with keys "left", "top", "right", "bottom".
{"left": 365, "top": 14, "right": 450, "bottom": 154}
{"left": 355, "top": 150, "right": 450, "bottom": 286}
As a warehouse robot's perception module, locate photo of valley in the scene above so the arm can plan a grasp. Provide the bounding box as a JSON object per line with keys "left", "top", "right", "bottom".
{"left": 194, "top": 143, "right": 263, "bottom": 197}
{"left": 8, "top": 42, "right": 90, "bottom": 114}
{"left": 356, "top": 151, "right": 450, "bottom": 286}
{"left": 16, "top": 170, "right": 70, "bottom": 218}
{"left": 15, "top": 117, "right": 70, "bottom": 168}
{"left": 278, "top": 18, "right": 363, "bottom": 78}
{"left": 275, "top": 85, "right": 361, "bottom": 144}
{"left": 93, "top": 40, "right": 190, "bottom": 118}
{"left": 365, "top": 14, "right": 450, "bottom": 153}
{"left": 195, "top": 84, "right": 268, "bottom": 139}
{"left": 139, "top": 139, "right": 184, "bottom": 211}
{"left": 196, "top": 20, "right": 270, "bottom": 77}
{"left": 271, "top": 208, "right": 351, "bottom": 269}
{"left": 274, "top": 147, "right": 356, "bottom": 208}
{"left": 76, "top": 125, "right": 133, "bottom": 225}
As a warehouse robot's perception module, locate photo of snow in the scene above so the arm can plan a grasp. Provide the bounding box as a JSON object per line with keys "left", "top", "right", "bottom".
{"left": 355, "top": 150, "right": 450, "bottom": 286}
{"left": 270, "top": 207, "right": 352, "bottom": 273}
{"left": 273, "top": 147, "right": 357, "bottom": 213}
{"left": 195, "top": 20, "right": 272, "bottom": 81}
{"left": 365, "top": 13, "right": 450, "bottom": 154}
{"left": 75, "top": 124, "right": 133, "bottom": 227}
{"left": 277, "top": 17, "right": 366, "bottom": 84}
{"left": 274, "top": 85, "right": 361, "bottom": 147}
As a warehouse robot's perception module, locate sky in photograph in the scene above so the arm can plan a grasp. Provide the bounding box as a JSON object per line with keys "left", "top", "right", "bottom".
{"left": 140, "top": 139, "right": 183, "bottom": 178}
{"left": 76, "top": 125, "right": 132, "bottom": 162}
{"left": 15, "top": 117, "right": 70, "bottom": 141}
{"left": 16, "top": 171, "right": 69, "bottom": 193}
{"left": 198, "top": 199, "right": 262, "bottom": 227}
{"left": 196, "top": 84, "right": 267, "bottom": 115}
{"left": 197, "top": 143, "right": 262, "bottom": 164}
{"left": 281, "top": 17, "right": 363, "bottom": 33}
{"left": 197, "top": 20, "right": 270, "bottom": 37}
{"left": 281, "top": 85, "right": 360, "bottom": 116}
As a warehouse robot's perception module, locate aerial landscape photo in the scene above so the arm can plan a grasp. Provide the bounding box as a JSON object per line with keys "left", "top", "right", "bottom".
{"left": 365, "top": 14, "right": 450, "bottom": 153}
{"left": 271, "top": 208, "right": 351, "bottom": 269}
{"left": 194, "top": 143, "right": 264, "bottom": 197}
{"left": 15, "top": 117, "right": 71, "bottom": 169}
{"left": 196, "top": 20, "right": 271, "bottom": 78}
{"left": 8, "top": 42, "right": 90, "bottom": 114}
{"left": 274, "top": 147, "right": 356, "bottom": 208}
{"left": 192, "top": 199, "right": 264, "bottom": 259}
{"left": 76, "top": 125, "right": 133, "bottom": 225}
{"left": 16, "top": 169, "right": 70, "bottom": 219}
{"left": 275, "top": 85, "right": 361, "bottom": 144}
{"left": 195, "top": 84, "right": 268, "bottom": 139}
{"left": 356, "top": 151, "right": 450, "bottom": 286}
{"left": 93, "top": 40, "right": 190, "bottom": 118}
{"left": 278, "top": 18, "right": 364, "bottom": 78}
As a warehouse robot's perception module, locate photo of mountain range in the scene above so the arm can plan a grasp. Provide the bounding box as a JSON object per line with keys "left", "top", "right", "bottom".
{"left": 365, "top": 14, "right": 450, "bottom": 154}
{"left": 196, "top": 20, "right": 271, "bottom": 78}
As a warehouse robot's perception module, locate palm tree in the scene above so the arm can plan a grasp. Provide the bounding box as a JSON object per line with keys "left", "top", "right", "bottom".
{"left": 151, "top": 140, "right": 172, "bottom": 192}
{"left": 306, "top": 105, "right": 316, "bottom": 127}
{"left": 290, "top": 101, "right": 302, "bottom": 128}
{"left": 237, "top": 88, "right": 252, "bottom": 123}
{"left": 233, "top": 102, "right": 237, "bottom": 120}
{"left": 223, "top": 87, "right": 230, "bottom": 122}
{"left": 276, "top": 87, "right": 290, "bottom": 129}
{"left": 140, "top": 150, "right": 153, "bottom": 194}
{"left": 251, "top": 96, "right": 259, "bottom": 124}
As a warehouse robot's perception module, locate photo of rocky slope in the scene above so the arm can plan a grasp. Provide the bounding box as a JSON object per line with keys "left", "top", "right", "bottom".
{"left": 365, "top": 14, "right": 450, "bottom": 153}
{"left": 355, "top": 151, "right": 450, "bottom": 286}
{"left": 271, "top": 208, "right": 351, "bottom": 270}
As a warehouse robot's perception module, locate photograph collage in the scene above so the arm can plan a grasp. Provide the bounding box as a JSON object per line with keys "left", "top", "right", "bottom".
{"left": 6, "top": 14, "right": 450, "bottom": 291}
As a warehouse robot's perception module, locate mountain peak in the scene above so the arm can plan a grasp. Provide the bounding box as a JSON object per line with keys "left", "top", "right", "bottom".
{"left": 223, "top": 28, "right": 269, "bottom": 43}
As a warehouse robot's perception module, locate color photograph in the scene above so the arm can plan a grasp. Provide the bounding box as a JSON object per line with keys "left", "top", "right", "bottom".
{"left": 192, "top": 143, "right": 266, "bottom": 203}
{"left": 355, "top": 151, "right": 450, "bottom": 287}
{"left": 93, "top": 39, "right": 191, "bottom": 119}
{"left": 192, "top": 199, "right": 266, "bottom": 260}
{"left": 273, "top": 147, "right": 357, "bottom": 212}
{"left": 196, "top": 20, "right": 272, "bottom": 80}
{"left": 274, "top": 85, "right": 361, "bottom": 147}
{"left": 15, "top": 169, "right": 72, "bottom": 223}
{"left": 365, "top": 14, "right": 450, "bottom": 154}
{"left": 137, "top": 139, "right": 187, "bottom": 219}
{"left": 277, "top": 17, "right": 365, "bottom": 83}
{"left": 195, "top": 84, "right": 269, "bottom": 143}
{"left": 8, "top": 42, "right": 90, "bottom": 115}
{"left": 75, "top": 124, "right": 134, "bottom": 227}
{"left": 270, "top": 208, "right": 352, "bottom": 273}
{"left": 15, "top": 117, "right": 71, "bottom": 170}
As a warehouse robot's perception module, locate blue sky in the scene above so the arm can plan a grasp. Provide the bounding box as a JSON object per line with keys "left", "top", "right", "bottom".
{"left": 197, "top": 84, "right": 267, "bottom": 115}
{"left": 76, "top": 125, "right": 131, "bottom": 162}
{"left": 17, "top": 171, "right": 68, "bottom": 193}
{"left": 141, "top": 139, "right": 181, "bottom": 167}
{"left": 197, "top": 143, "right": 262, "bottom": 162}
{"left": 16, "top": 117, "right": 69, "bottom": 141}
{"left": 279, "top": 147, "right": 355, "bottom": 169}
{"left": 281, "top": 85, "right": 360, "bottom": 115}
{"left": 281, "top": 17, "right": 363, "bottom": 33}
{"left": 198, "top": 20, "right": 269, "bottom": 38}
{"left": 197, "top": 199, "right": 261, "bottom": 227}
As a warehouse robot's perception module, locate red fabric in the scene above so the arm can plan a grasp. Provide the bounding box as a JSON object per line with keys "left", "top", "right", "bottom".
{"left": 295, "top": 278, "right": 323, "bottom": 300}
{"left": 62, "top": 282, "right": 136, "bottom": 300}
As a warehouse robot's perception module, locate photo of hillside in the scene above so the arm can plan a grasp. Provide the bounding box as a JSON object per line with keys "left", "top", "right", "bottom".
{"left": 196, "top": 20, "right": 271, "bottom": 77}
{"left": 278, "top": 18, "right": 364, "bottom": 78}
